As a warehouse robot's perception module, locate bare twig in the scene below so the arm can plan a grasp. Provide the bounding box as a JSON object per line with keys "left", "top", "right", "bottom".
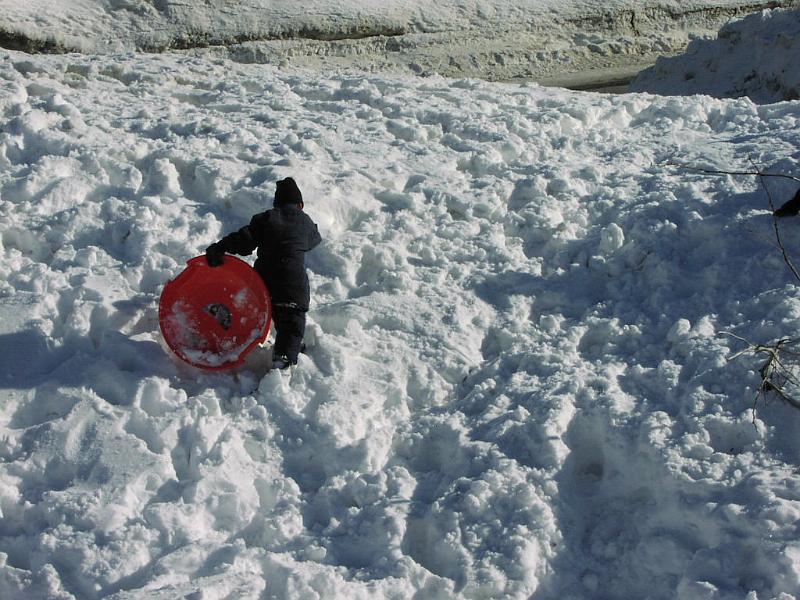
{"left": 664, "top": 162, "right": 800, "bottom": 183}
{"left": 677, "top": 158, "right": 800, "bottom": 417}
{"left": 758, "top": 343, "right": 800, "bottom": 411}
{"left": 748, "top": 157, "right": 800, "bottom": 283}
{"left": 721, "top": 332, "right": 800, "bottom": 416}
{"left": 668, "top": 158, "right": 800, "bottom": 282}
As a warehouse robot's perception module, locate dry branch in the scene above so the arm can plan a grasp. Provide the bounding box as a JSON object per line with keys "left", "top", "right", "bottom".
{"left": 664, "top": 162, "right": 800, "bottom": 184}
{"left": 722, "top": 332, "right": 800, "bottom": 414}
{"left": 747, "top": 157, "right": 800, "bottom": 283}
{"left": 667, "top": 158, "right": 800, "bottom": 282}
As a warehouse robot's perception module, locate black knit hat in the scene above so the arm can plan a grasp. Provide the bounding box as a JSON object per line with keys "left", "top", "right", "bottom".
{"left": 274, "top": 177, "right": 303, "bottom": 207}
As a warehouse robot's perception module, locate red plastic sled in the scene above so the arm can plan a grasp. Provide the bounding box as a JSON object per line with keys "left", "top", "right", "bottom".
{"left": 159, "top": 255, "right": 271, "bottom": 371}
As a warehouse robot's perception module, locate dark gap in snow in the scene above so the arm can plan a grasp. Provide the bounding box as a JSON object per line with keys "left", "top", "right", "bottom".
{"left": 0, "top": 29, "right": 70, "bottom": 54}
{"left": 146, "top": 24, "right": 410, "bottom": 53}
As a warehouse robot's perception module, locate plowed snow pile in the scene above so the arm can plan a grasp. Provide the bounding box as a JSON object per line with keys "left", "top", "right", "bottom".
{"left": 632, "top": 8, "right": 800, "bottom": 102}
{"left": 1, "top": 0, "right": 797, "bottom": 82}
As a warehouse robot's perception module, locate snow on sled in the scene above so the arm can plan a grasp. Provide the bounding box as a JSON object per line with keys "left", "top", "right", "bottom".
{"left": 159, "top": 255, "right": 272, "bottom": 371}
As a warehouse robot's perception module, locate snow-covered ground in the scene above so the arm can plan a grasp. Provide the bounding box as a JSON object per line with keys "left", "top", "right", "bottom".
{"left": 631, "top": 8, "right": 800, "bottom": 102}
{"left": 3, "top": 2, "right": 800, "bottom": 599}
{"left": 1, "top": 0, "right": 798, "bottom": 83}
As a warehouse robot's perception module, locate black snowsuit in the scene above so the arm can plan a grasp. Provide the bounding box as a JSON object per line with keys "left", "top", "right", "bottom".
{"left": 207, "top": 188, "right": 322, "bottom": 364}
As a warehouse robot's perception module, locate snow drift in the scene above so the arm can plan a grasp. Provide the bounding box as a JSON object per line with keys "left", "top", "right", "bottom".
{"left": 631, "top": 8, "right": 800, "bottom": 102}
{"left": 1, "top": 44, "right": 800, "bottom": 599}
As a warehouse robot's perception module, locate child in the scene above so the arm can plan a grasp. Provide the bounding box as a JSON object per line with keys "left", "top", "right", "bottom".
{"left": 205, "top": 177, "right": 322, "bottom": 369}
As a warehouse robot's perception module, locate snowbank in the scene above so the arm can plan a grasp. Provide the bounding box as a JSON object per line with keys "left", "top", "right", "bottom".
{"left": 1, "top": 1, "right": 797, "bottom": 82}
{"left": 1, "top": 47, "right": 800, "bottom": 599}
{"left": 631, "top": 8, "right": 800, "bottom": 102}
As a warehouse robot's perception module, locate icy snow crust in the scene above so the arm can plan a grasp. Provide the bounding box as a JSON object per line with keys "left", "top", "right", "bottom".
{"left": 1, "top": 49, "right": 800, "bottom": 599}
{"left": 1, "top": 0, "right": 799, "bottom": 82}
{"left": 631, "top": 8, "right": 800, "bottom": 103}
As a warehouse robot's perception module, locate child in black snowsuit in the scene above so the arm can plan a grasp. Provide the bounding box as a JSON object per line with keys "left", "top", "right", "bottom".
{"left": 205, "top": 177, "right": 322, "bottom": 369}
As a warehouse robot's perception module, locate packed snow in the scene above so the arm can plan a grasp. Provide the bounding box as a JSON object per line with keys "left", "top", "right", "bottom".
{"left": 2, "top": 6, "right": 800, "bottom": 600}
{"left": 631, "top": 8, "right": 800, "bottom": 102}
{"left": 1, "top": 0, "right": 797, "bottom": 83}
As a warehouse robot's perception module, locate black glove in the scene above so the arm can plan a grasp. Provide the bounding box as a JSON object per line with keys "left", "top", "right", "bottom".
{"left": 205, "top": 244, "right": 224, "bottom": 267}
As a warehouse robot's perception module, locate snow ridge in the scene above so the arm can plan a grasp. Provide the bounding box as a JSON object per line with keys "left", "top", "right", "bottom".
{"left": 1, "top": 1, "right": 798, "bottom": 82}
